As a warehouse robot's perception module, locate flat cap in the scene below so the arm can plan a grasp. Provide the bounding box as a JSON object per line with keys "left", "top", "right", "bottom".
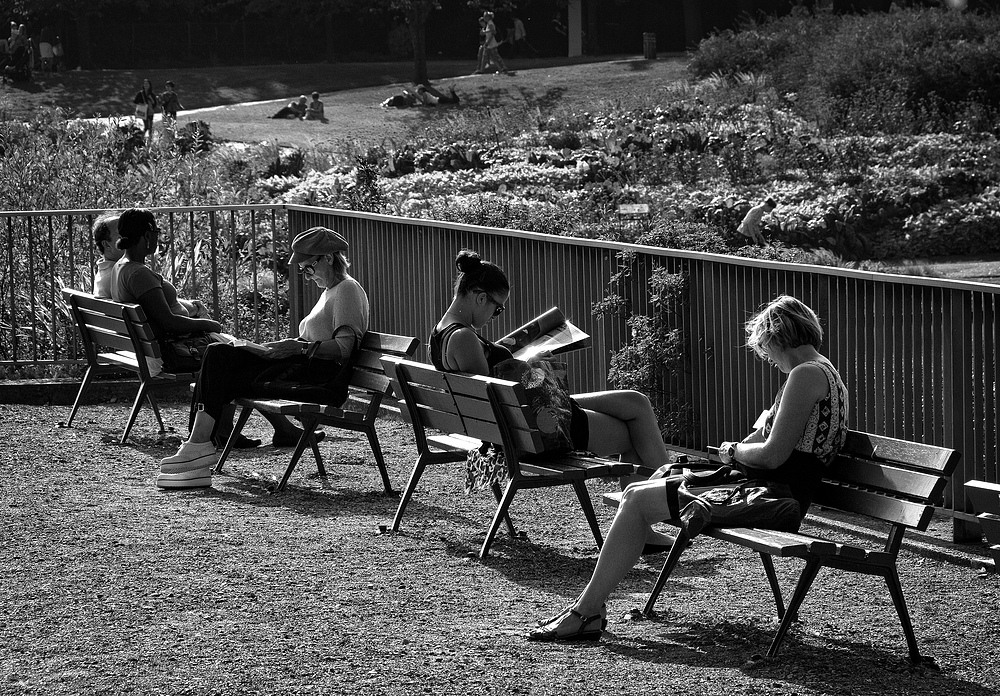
{"left": 290, "top": 227, "right": 348, "bottom": 265}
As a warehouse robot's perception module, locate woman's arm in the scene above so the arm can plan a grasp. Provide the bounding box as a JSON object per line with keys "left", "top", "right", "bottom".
{"left": 725, "top": 363, "right": 829, "bottom": 469}
{"left": 136, "top": 287, "right": 221, "bottom": 335}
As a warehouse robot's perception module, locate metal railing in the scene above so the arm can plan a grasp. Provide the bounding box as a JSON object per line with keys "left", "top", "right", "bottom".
{"left": 2, "top": 204, "right": 996, "bottom": 529}
{"left": 287, "top": 205, "right": 999, "bottom": 531}
{"left": 0, "top": 205, "right": 291, "bottom": 373}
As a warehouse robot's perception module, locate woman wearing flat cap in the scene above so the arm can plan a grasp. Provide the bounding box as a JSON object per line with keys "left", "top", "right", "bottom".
{"left": 157, "top": 226, "right": 370, "bottom": 488}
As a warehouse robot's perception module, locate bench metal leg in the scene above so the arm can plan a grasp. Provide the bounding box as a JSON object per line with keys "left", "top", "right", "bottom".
{"left": 766, "top": 557, "right": 822, "bottom": 659}
{"left": 121, "top": 381, "right": 150, "bottom": 444}
{"left": 363, "top": 425, "right": 394, "bottom": 495}
{"left": 759, "top": 553, "right": 788, "bottom": 621}
{"left": 571, "top": 480, "right": 604, "bottom": 549}
{"left": 277, "top": 428, "right": 315, "bottom": 493}
{"left": 643, "top": 530, "right": 691, "bottom": 615}
{"left": 490, "top": 481, "right": 518, "bottom": 538}
{"left": 66, "top": 366, "right": 96, "bottom": 427}
{"left": 883, "top": 566, "right": 923, "bottom": 664}
{"left": 145, "top": 392, "right": 165, "bottom": 432}
{"left": 216, "top": 405, "right": 254, "bottom": 473}
{"left": 481, "top": 480, "right": 519, "bottom": 558}
{"left": 391, "top": 454, "right": 428, "bottom": 532}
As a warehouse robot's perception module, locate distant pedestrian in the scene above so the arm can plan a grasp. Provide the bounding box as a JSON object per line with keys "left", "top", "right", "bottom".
{"left": 51, "top": 35, "right": 63, "bottom": 71}
{"left": 509, "top": 17, "right": 537, "bottom": 57}
{"left": 738, "top": 198, "right": 778, "bottom": 246}
{"left": 160, "top": 80, "right": 184, "bottom": 125}
{"left": 480, "top": 11, "right": 507, "bottom": 75}
{"left": 133, "top": 78, "right": 159, "bottom": 144}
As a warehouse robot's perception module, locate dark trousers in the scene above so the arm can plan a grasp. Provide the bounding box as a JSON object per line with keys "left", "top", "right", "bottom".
{"left": 193, "top": 343, "right": 306, "bottom": 422}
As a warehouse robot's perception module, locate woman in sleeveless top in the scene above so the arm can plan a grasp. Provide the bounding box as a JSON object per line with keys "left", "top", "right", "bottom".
{"left": 432, "top": 250, "right": 678, "bottom": 541}
{"left": 530, "top": 295, "right": 849, "bottom": 642}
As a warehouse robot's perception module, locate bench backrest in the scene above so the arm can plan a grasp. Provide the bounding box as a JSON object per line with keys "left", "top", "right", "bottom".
{"left": 63, "top": 288, "right": 163, "bottom": 365}
{"left": 815, "top": 430, "right": 960, "bottom": 533}
{"left": 381, "top": 357, "right": 548, "bottom": 468}
{"left": 350, "top": 332, "right": 420, "bottom": 397}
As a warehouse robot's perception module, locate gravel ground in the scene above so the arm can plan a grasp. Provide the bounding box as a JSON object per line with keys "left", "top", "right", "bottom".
{"left": 2, "top": 402, "right": 999, "bottom": 696}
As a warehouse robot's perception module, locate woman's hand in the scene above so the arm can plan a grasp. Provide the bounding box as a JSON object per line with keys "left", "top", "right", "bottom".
{"left": 262, "top": 338, "right": 307, "bottom": 359}
{"left": 718, "top": 441, "right": 739, "bottom": 464}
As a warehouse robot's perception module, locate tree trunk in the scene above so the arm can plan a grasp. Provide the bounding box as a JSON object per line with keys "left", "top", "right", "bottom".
{"left": 409, "top": 6, "right": 428, "bottom": 85}
{"left": 76, "top": 12, "right": 93, "bottom": 69}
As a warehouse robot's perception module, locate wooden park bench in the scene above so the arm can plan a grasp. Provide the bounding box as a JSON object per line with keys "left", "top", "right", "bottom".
{"left": 380, "top": 357, "right": 634, "bottom": 558}
{"left": 604, "top": 431, "right": 960, "bottom": 665}
{"left": 964, "top": 480, "right": 1000, "bottom": 569}
{"left": 63, "top": 288, "right": 195, "bottom": 444}
{"left": 215, "top": 331, "right": 419, "bottom": 493}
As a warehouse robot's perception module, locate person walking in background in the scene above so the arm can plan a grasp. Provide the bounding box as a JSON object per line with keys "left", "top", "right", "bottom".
{"left": 38, "top": 26, "right": 52, "bottom": 72}
{"left": 509, "top": 16, "right": 537, "bottom": 57}
{"left": 480, "top": 11, "right": 507, "bottom": 75}
{"left": 160, "top": 80, "right": 184, "bottom": 126}
{"left": 52, "top": 35, "right": 63, "bottom": 71}
{"left": 738, "top": 197, "right": 778, "bottom": 246}
{"left": 133, "top": 78, "right": 158, "bottom": 144}
{"left": 474, "top": 16, "right": 488, "bottom": 74}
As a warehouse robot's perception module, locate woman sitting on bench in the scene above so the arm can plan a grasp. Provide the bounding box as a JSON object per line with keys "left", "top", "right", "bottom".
{"left": 158, "top": 226, "right": 369, "bottom": 488}
{"left": 528, "top": 294, "right": 849, "bottom": 642}
{"left": 432, "top": 249, "right": 677, "bottom": 545}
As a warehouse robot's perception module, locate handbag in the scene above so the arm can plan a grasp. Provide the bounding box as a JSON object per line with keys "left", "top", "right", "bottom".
{"left": 465, "top": 442, "right": 507, "bottom": 493}
{"left": 248, "top": 327, "right": 359, "bottom": 407}
{"left": 492, "top": 357, "right": 574, "bottom": 454}
{"left": 134, "top": 103, "right": 149, "bottom": 119}
{"left": 160, "top": 332, "right": 214, "bottom": 372}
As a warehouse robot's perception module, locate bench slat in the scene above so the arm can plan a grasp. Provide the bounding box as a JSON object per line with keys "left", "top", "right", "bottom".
{"left": 360, "top": 332, "right": 418, "bottom": 354}
{"left": 76, "top": 309, "right": 130, "bottom": 335}
{"left": 844, "top": 431, "right": 960, "bottom": 474}
{"left": 826, "top": 455, "right": 946, "bottom": 502}
{"left": 966, "top": 480, "right": 1000, "bottom": 516}
{"left": 407, "top": 384, "right": 460, "bottom": 414}
{"left": 350, "top": 370, "right": 389, "bottom": 395}
{"left": 813, "top": 483, "right": 935, "bottom": 530}
{"left": 415, "top": 406, "right": 467, "bottom": 436}
{"left": 71, "top": 293, "right": 129, "bottom": 316}
{"left": 427, "top": 433, "right": 481, "bottom": 453}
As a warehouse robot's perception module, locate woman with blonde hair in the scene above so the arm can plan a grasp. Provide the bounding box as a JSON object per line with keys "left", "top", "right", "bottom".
{"left": 529, "top": 294, "right": 848, "bottom": 641}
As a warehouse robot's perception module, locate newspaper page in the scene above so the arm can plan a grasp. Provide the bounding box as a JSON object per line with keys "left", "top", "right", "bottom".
{"left": 496, "top": 307, "right": 591, "bottom": 360}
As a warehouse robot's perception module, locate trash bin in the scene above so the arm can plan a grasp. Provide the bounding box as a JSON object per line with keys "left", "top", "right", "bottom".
{"left": 643, "top": 32, "right": 656, "bottom": 60}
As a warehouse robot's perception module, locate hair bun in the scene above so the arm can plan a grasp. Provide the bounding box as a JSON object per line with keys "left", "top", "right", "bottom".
{"left": 455, "top": 249, "right": 482, "bottom": 274}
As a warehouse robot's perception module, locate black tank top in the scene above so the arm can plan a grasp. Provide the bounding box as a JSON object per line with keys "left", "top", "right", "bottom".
{"left": 429, "top": 322, "right": 514, "bottom": 372}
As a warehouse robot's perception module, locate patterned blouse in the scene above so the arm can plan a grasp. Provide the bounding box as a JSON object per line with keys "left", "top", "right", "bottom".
{"left": 762, "top": 356, "right": 849, "bottom": 465}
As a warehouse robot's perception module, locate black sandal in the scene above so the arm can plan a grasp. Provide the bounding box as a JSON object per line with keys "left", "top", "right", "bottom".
{"left": 528, "top": 607, "right": 606, "bottom": 642}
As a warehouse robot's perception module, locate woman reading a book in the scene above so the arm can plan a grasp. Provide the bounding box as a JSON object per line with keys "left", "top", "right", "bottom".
{"left": 431, "top": 249, "right": 677, "bottom": 538}
{"left": 528, "top": 295, "right": 848, "bottom": 642}
{"left": 157, "top": 226, "right": 369, "bottom": 488}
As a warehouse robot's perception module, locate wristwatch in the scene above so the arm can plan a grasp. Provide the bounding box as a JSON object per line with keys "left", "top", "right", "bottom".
{"left": 722, "top": 441, "right": 738, "bottom": 463}
{"left": 300, "top": 341, "right": 311, "bottom": 356}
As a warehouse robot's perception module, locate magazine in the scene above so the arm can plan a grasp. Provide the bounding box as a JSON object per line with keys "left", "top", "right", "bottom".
{"left": 209, "top": 332, "right": 272, "bottom": 354}
{"left": 495, "top": 307, "right": 591, "bottom": 361}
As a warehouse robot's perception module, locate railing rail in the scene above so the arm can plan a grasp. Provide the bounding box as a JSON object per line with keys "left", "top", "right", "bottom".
{"left": 2, "top": 204, "right": 996, "bottom": 531}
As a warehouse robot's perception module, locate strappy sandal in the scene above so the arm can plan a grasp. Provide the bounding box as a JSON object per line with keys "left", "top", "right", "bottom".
{"left": 528, "top": 607, "right": 606, "bottom": 642}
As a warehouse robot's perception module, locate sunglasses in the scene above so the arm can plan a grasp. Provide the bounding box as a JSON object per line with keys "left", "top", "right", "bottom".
{"left": 485, "top": 295, "right": 506, "bottom": 317}
{"left": 299, "top": 257, "right": 322, "bottom": 276}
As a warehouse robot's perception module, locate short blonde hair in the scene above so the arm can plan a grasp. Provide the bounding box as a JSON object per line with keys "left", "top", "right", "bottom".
{"left": 746, "top": 295, "right": 823, "bottom": 359}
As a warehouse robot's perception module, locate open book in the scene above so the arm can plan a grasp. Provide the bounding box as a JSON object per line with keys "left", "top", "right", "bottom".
{"left": 495, "top": 307, "right": 591, "bottom": 361}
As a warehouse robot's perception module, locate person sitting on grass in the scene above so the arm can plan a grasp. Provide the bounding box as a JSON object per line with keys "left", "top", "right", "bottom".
{"left": 270, "top": 95, "right": 308, "bottom": 119}
{"left": 304, "top": 91, "right": 326, "bottom": 121}
{"left": 527, "top": 295, "right": 848, "bottom": 642}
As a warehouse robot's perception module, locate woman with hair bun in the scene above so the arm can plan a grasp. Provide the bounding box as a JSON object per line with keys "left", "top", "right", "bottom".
{"left": 528, "top": 294, "right": 848, "bottom": 642}
{"left": 431, "top": 249, "right": 678, "bottom": 534}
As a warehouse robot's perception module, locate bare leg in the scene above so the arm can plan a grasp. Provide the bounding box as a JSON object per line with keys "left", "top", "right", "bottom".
{"left": 531, "top": 479, "right": 674, "bottom": 636}
{"left": 574, "top": 390, "right": 674, "bottom": 546}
